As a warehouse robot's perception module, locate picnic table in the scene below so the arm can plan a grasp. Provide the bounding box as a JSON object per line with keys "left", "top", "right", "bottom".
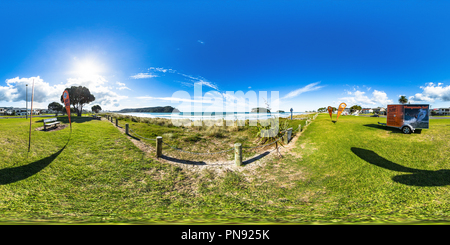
{"left": 43, "top": 118, "right": 60, "bottom": 130}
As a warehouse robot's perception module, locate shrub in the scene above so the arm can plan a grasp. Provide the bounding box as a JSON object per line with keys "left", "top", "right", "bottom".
{"left": 185, "top": 133, "right": 202, "bottom": 142}
{"left": 206, "top": 126, "right": 225, "bottom": 138}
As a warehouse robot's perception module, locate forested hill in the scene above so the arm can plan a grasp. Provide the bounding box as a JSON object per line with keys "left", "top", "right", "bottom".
{"left": 117, "top": 106, "right": 179, "bottom": 113}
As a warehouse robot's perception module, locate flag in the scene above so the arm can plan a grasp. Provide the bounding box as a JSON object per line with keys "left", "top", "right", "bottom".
{"left": 327, "top": 106, "right": 333, "bottom": 120}
{"left": 336, "top": 102, "right": 347, "bottom": 121}
{"left": 63, "top": 90, "right": 72, "bottom": 130}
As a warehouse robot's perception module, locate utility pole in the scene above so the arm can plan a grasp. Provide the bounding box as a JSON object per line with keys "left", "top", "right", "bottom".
{"left": 26, "top": 84, "right": 28, "bottom": 119}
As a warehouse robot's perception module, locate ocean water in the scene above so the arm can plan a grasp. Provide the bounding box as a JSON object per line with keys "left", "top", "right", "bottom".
{"left": 118, "top": 111, "right": 306, "bottom": 121}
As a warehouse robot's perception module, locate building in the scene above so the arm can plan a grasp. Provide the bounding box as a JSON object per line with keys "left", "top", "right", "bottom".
{"left": 436, "top": 108, "right": 450, "bottom": 116}
{"left": 8, "top": 108, "right": 40, "bottom": 116}
{"left": 0, "top": 107, "right": 8, "bottom": 115}
{"left": 372, "top": 107, "right": 386, "bottom": 115}
{"left": 361, "top": 108, "right": 373, "bottom": 114}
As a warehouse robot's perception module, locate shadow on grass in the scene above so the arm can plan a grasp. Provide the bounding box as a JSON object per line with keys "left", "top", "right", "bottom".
{"left": 351, "top": 147, "right": 450, "bottom": 186}
{"left": 57, "top": 116, "right": 96, "bottom": 124}
{"left": 363, "top": 124, "right": 404, "bottom": 134}
{"left": 0, "top": 141, "right": 69, "bottom": 185}
{"left": 160, "top": 155, "right": 206, "bottom": 166}
{"left": 159, "top": 150, "right": 273, "bottom": 167}
{"left": 243, "top": 151, "right": 271, "bottom": 166}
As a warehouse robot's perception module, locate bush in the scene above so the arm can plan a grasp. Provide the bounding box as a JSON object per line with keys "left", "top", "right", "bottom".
{"left": 206, "top": 126, "right": 225, "bottom": 138}
{"left": 186, "top": 133, "right": 202, "bottom": 142}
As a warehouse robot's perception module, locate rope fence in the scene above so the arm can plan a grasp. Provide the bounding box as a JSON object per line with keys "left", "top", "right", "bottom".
{"left": 98, "top": 113, "right": 319, "bottom": 166}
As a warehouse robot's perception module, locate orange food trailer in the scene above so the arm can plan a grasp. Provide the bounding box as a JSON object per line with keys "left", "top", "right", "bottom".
{"left": 378, "top": 104, "right": 429, "bottom": 134}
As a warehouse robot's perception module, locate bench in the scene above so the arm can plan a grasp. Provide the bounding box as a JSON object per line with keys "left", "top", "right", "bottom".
{"left": 43, "top": 118, "right": 61, "bottom": 130}
{"left": 92, "top": 114, "right": 101, "bottom": 120}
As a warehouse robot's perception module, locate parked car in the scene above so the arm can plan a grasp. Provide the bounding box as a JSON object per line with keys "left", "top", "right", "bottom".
{"left": 370, "top": 114, "right": 379, "bottom": 117}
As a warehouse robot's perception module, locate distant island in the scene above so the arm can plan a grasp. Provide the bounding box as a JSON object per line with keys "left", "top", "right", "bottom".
{"left": 117, "top": 106, "right": 180, "bottom": 113}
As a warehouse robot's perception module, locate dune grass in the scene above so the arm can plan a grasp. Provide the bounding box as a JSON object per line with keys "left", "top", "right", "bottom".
{"left": 106, "top": 113, "right": 306, "bottom": 162}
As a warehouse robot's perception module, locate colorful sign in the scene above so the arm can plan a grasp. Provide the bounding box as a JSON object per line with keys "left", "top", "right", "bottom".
{"left": 336, "top": 102, "right": 347, "bottom": 121}
{"left": 387, "top": 105, "right": 403, "bottom": 128}
{"left": 327, "top": 106, "right": 333, "bottom": 120}
{"left": 403, "top": 105, "right": 429, "bottom": 129}
{"left": 63, "top": 90, "right": 72, "bottom": 130}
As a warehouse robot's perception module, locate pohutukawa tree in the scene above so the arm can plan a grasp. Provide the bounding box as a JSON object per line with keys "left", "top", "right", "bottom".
{"left": 60, "top": 86, "right": 95, "bottom": 117}
{"left": 91, "top": 105, "right": 102, "bottom": 113}
{"left": 48, "top": 101, "right": 64, "bottom": 116}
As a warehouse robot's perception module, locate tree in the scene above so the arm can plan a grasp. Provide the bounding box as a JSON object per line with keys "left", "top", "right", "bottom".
{"left": 48, "top": 102, "right": 64, "bottom": 116}
{"left": 61, "top": 86, "right": 95, "bottom": 117}
{"left": 91, "top": 105, "right": 102, "bottom": 113}
{"left": 350, "top": 105, "right": 362, "bottom": 113}
{"left": 399, "top": 95, "right": 408, "bottom": 104}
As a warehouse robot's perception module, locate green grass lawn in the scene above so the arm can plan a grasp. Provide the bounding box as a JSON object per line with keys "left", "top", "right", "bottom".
{"left": 1, "top": 114, "right": 450, "bottom": 223}
{"left": 285, "top": 114, "right": 450, "bottom": 222}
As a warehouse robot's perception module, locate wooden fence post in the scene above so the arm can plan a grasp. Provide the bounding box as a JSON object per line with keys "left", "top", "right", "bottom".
{"left": 235, "top": 143, "right": 242, "bottom": 166}
{"left": 283, "top": 128, "right": 293, "bottom": 144}
{"left": 156, "top": 136, "right": 163, "bottom": 158}
{"left": 115, "top": 118, "right": 118, "bottom": 127}
{"left": 287, "top": 128, "right": 292, "bottom": 143}
{"left": 125, "top": 124, "right": 129, "bottom": 135}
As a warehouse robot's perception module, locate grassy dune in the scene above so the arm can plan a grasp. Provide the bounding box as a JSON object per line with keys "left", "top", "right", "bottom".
{"left": 107, "top": 113, "right": 306, "bottom": 162}
{"left": 1, "top": 114, "right": 450, "bottom": 223}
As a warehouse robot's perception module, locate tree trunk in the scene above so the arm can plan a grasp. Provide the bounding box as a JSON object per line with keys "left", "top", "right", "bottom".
{"left": 75, "top": 103, "right": 82, "bottom": 117}
{"left": 79, "top": 104, "right": 83, "bottom": 117}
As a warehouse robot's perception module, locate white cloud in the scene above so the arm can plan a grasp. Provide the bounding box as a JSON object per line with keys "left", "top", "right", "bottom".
{"left": 1, "top": 76, "right": 65, "bottom": 103}
{"left": 339, "top": 89, "right": 392, "bottom": 107}
{"left": 409, "top": 82, "right": 450, "bottom": 103}
{"left": 116, "top": 81, "right": 131, "bottom": 90}
{"left": 372, "top": 90, "right": 393, "bottom": 105}
{"left": 130, "top": 73, "right": 159, "bottom": 79}
{"left": 194, "top": 80, "right": 219, "bottom": 90}
{"left": 117, "top": 87, "right": 131, "bottom": 90}
{"left": 148, "top": 67, "right": 176, "bottom": 73}
{"left": 0, "top": 75, "right": 128, "bottom": 109}
{"left": 148, "top": 67, "right": 219, "bottom": 90}
{"left": 282, "top": 82, "right": 323, "bottom": 99}
{"left": 197, "top": 40, "right": 205, "bottom": 45}
{"left": 65, "top": 76, "right": 128, "bottom": 108}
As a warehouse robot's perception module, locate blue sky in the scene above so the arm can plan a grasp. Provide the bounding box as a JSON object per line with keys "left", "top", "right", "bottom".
{"left": 2, "top": 0, "right": 450, "bottom": 112}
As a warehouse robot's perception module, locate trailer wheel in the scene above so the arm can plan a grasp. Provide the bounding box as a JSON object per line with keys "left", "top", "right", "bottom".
{"left": 402, "top": 126, "right": 412, "bottom": 134}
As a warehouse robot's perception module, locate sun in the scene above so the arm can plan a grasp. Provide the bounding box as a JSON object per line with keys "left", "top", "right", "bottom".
{"left": 72, "top": 58, "right": 105, "bottom": 78}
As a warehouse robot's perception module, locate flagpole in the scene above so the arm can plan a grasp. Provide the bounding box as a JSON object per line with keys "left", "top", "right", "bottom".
{"left": 28, "top": 79, "right": 35, "bottom": 152}
{"left": 26, "top": 84, "right": 28, "bottom": 120}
